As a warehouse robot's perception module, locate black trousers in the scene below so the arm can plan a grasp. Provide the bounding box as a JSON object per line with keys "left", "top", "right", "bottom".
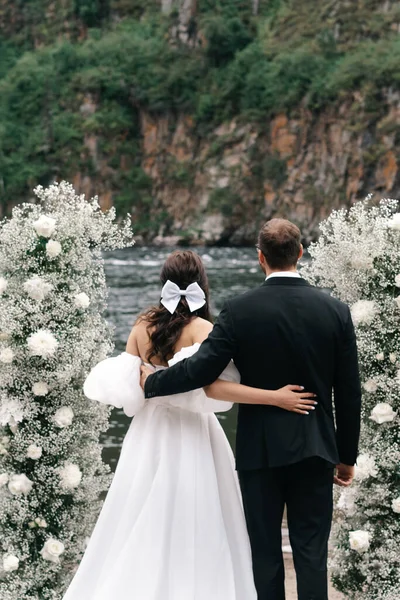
{"left": 239, "top": 458, "right": 334, "bottom": 600}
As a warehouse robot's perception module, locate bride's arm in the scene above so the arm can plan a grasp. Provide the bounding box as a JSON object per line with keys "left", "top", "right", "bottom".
{"left": 126, "top": 326, "right": 139, "bottom": 356}
{"left": 204, "top": 381, "right": 317, "bottom": 415}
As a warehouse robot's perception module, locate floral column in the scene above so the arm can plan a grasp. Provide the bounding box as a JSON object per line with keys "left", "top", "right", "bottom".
{"left": 0, "top": 182, "right": 133, "bottom": 599}
{"left": 304, "top": 197, "right": 400, "bottom": 600}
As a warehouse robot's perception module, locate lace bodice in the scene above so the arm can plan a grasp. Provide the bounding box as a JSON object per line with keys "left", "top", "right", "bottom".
{"left": 84, "top": 343, "right": 238, "bottom": 417}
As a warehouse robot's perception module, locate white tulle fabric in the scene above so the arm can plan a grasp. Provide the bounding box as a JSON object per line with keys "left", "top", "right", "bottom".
{"left": 63, "top": 344, "right": 256, "bottom": 600}
{"left": 83, "top": 352, "right": 145, "bottom": 417}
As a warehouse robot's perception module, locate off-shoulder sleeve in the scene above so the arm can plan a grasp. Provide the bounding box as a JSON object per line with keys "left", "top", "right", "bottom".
{"left": 84, "top": 353, "right": 145, "bottom": 417}
{"left": 163, "top": 344, "right": 238, "bottom": 413}
{"left": 216, "top": 360, "right": 241, "bottom": 384}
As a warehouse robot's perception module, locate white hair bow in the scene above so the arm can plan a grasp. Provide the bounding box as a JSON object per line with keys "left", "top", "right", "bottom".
{"left": 160, "top": 280, "right": 206, "bottom": 314}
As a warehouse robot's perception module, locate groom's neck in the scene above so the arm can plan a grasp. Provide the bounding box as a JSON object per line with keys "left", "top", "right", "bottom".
{"left": 265, "top": 265, "right": 298, "bottom": 277}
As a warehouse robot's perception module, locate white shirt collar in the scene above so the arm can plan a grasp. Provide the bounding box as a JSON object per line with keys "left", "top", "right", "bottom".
{"left": 266, "top": 271, "right": 302, "bottom": 280}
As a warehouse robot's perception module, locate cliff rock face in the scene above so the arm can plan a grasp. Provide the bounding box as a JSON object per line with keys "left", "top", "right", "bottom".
{"left": 133, "top": 91, "right": 400, "bottom": 244}
{"left": 64, "top": 90, "right": 400, "bottom": 245}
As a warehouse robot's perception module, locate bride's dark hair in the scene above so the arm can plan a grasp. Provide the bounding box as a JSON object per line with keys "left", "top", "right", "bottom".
{"left": 139, "top": 250, "right": 212, "bottom": 365}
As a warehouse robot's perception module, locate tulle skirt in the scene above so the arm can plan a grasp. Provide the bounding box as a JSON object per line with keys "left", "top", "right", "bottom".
{"left": 62, "top": 401, "right": 257, "bottom": 600}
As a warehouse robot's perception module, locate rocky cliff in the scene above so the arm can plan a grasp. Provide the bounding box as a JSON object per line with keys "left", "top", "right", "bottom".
{"left": 70, "top": 92, "right": 400, "bottom": 245}
{"left": 1, "top": 0, "right": 400, "bottom": 244}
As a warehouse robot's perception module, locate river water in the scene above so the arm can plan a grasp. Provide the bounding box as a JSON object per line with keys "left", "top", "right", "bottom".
{"left": 101, "top": 245, "right": 263, "bottom": 470}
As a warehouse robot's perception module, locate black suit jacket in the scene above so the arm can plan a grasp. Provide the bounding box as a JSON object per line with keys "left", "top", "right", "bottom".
{"left": 144, "top": 277, "right": 362, "bottom": 470}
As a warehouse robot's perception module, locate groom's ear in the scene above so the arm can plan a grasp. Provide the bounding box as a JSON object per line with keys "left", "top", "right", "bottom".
{"left": 257, "top": 249, "right": 267, "bottom": 273}
{"left": 298, "top": 244, "right": 304, "bottom": 261}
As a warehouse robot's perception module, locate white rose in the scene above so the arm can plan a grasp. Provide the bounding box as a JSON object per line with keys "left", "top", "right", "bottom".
{"left": 0, "top": 347, "right": 14, "bottom": 364}
{"left": 390, "top": 353, "right": 397, "bottom": 364}
{"left": 35, "top": 518, "right": 47, "bottom": 528}
{"left": 392, "top": 497, "right": 400, "bottom": 513}
{"left": 388, "top": 213, "right": 400, "bottom": 230}
{"left": 58, "top": 463, "right": 82, "bottom": 491}
{"left": 0, "top": 444, "right": 8, "bottom": 456}
{"left": 0, "top": 277, "right": 8, "bottom": 295}
{"left": 74, "top": 292, "right": 90, "bottom": 309}
{"left": 33, "top": 215, "right": 56, "bottom": 238}
{"left": 370, "top": 403, "right": 396, "bottom": 424}
{"left": 376, "top": 352, "right": 384, "bottom": 361}
{"left": 351, "top": 300, "right": 377, "bottom": 326}
{"left": 355, "top": 454, "right": 378, "bottom": 481}
{"left": 0, "top": 473, "right": 9, "bottom": 487}
{"left": 40, "top": 539, "right": 65, "bottom": 563}
{"left": 0, "top": 332, "right": 10, "bottom": 342}
{"left": 23, "top": 276, "right": 53, "bottom": 302}
{"left": 46, "top": 239, "right": 62, "bottom": 259}
{"left": 0, "top": 438, "right": 8, "bottom": 454}
{"left": 349, "top": 530, "right": 371, "bottom": 553}
{"left": 363, "top": 379, "right": 378, "bottom": 393}
{"left": 32, "top": 381, "right": 49, "bottom": 396}
{"left": 27, "top": 444, "right": 42, "bottom": 460}
{"left": 8, "top": 474, "right": 34, "bottom": 496}
{"left": 3, "top": 554, "right": 19, "bottom": 572}
{"left": 53, "top": 406, "right": 74, "bottom": 428}
{"left": 9, "top": 416, "right": 19, "bottom": 434}
{"left": 1, "top": 436, "right": 10, "bottom": 448}
{"left": 0, "top": 399, "right": 24, "bottom": 427}
{"left": 27, "top": 329, "right": 58, "bottom": 358}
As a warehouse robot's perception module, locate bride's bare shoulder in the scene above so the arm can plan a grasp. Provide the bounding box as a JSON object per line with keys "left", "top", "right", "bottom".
{"left": 188, "top": 317, "right": 213, "bottom": 344}
{"left": 126, "top": 319, "right": 150, "bottom": 356}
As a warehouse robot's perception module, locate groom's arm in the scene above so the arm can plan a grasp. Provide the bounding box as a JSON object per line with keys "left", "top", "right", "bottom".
{"left": 144, "top": 303, "right": 236, "bottom": 399}
{"left": 333, "top": 306, "right": 362, "bottom": 466}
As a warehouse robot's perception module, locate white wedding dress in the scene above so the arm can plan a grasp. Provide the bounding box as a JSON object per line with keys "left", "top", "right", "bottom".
{"left": 63, "top": 343, "right": 257, "bottom": 600}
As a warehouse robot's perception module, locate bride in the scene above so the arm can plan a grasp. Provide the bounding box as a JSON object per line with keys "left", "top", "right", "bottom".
{"left": 62, "top": 250, "right": 316, "bottom": 600}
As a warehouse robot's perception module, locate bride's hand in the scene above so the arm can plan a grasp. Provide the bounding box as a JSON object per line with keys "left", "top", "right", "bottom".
{"left": 273, "top": 385, "right": 318, "bottom": 415}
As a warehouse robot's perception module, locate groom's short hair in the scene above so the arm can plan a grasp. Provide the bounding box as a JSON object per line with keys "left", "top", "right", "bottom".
{"left": 258, "top": 218, "right": 301, "bottom": 269}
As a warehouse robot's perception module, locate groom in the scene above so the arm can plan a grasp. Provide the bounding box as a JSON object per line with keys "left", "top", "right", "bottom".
{"left": 141, "top": 218, "right": 362, "bottom": 600}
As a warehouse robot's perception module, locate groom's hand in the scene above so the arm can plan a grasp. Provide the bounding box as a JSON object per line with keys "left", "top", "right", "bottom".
{"left": 334, "top": 463, "right": 355, "bottom": 487}
{"left": 140, "top": 365, "right": 152, "bottom": 390}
